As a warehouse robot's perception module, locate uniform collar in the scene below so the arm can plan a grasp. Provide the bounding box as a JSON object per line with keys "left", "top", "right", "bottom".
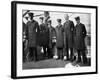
{"left": 77, "top": 22, "right": 81, "bottom": 25}
{"left": 65, "top": 20, "right": 70, "bottom": 23}
{"left": 29, "top": 20, "right": 35, "bottom": 23}
{"left": 57, "top": 24, "right": 62, "bottom": 28}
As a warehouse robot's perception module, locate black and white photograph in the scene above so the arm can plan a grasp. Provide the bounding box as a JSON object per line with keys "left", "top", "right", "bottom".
{"left": 11, "top": 1, "right": 97, "bottom": 79}
{"left": 22, "top": 10, "right": 91, "bottom": 69}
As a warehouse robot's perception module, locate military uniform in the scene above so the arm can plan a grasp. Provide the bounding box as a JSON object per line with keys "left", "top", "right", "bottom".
{"left": 48, "top": 26, "right": 56, "bottom": 58}
{"left": 37, "top": 23, "right": 49, "bottom": 58}
{"left": 74, "top": 23, "right": 87, "bottom": 63}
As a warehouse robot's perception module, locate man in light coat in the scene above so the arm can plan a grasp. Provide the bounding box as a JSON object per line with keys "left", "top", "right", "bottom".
{"left": 55, "top": 19, "right": 64, "bottom": 60}
{"left": 63, "top": 14, "right": 74, "bottom": 61}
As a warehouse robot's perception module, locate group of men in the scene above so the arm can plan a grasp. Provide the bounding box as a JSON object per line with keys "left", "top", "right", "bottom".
{"left": 23, "top": 11, "right": 88, "bottom": 64}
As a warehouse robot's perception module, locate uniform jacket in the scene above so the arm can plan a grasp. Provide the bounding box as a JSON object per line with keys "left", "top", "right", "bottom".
{"left": 74, "top": 23, "right": 87, "bottom": 50}
{"left": 55, "top": 25, "right": 64, "bottom": 48}
{"left": 37, "top": 23, "right": 49, "bottom": 46}
{"left": 48, "top": 26, "right": 56, "bottom": 48}
{"left": 26, "top": 20, "right": 39, "bottom": 47}
{"left": 63, "top": 20, "right": 74, "bottom": 48}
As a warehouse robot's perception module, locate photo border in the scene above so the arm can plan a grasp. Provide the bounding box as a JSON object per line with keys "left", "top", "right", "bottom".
{"left": 11, "top": 1, "right": 98, "bottom": 79}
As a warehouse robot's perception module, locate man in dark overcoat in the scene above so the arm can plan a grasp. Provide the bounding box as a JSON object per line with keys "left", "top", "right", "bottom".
{"left": 55, "top": 19, "right": 64, "bottom": 60}
{"left": 23, "top": 22, "right": 27, "bottom": 62}
{"left": 37, "top": 17, "right": 49, "bottom": 58}
{"left": 43, "top": 11, "right": 51, "bottom": 58}
{"left": 74, "top": 16, "right": 88, "bottom": 64}
{"left": 26, "top": 12, "right": 39, "bottom": 61}
{"left": 63, "top": 14, "right": 74, "bottom": 61}
{"left": 47, "top": 20, "right": 56, "bottom": 58}
{"left": 23, "top": 17, "right": 29, "bottom": 62}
